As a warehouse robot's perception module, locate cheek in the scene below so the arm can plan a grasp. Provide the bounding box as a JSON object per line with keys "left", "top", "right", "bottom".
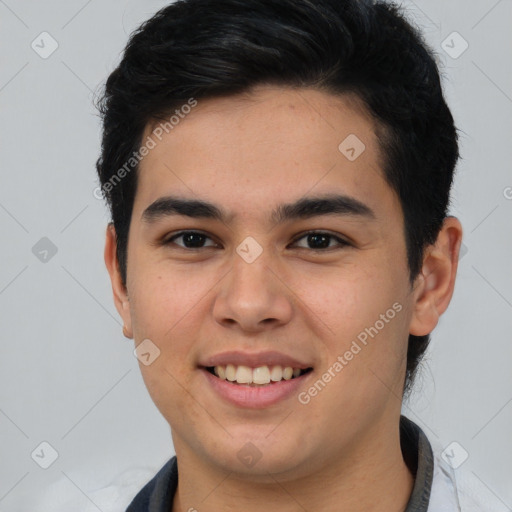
{"left": 290, "top": 260, "right": 401, "bottom": 338}
{"left": 128, "top": 269, "right": 209, "bottom": 420}
{"left": 129, "top": 262, "right": 206, "bottom": 337}
{"left": 127, "top": 269, "right": 207, "bottom": 390}
{"left": 293, "top": 262, "right": 410, "bottom": 393}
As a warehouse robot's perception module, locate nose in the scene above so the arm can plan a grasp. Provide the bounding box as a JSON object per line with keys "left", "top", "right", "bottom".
{"left": 212, "top": 249, "right": 294, "bottom": 333}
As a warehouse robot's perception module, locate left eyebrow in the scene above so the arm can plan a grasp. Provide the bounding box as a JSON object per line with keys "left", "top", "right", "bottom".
{"left": 271, "top": 194, "right": 375, "bottom": 224}
{"left": 141, "top": 193, "right": 375, "bottom": 225}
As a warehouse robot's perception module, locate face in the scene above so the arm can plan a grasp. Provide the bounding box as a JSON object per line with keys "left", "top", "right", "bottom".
{"left": 110, "top": 86, "right": 423, "bottom": 479}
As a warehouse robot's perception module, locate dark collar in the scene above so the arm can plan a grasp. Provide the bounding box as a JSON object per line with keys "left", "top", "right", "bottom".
{"left": 401, "top": 415, "right": 434, "bottom": 511}
{"left": 126, "top": 415, "right": 434, "bottom": 512}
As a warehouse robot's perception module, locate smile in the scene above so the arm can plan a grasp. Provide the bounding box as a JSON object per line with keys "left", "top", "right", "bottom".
{"left": 206, "top": 364, "right": 313, "bottom": 386}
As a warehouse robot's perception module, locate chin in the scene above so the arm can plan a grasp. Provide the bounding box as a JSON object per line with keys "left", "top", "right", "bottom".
{"left": 201, "top": 430, "right": 311, "bottom": 478}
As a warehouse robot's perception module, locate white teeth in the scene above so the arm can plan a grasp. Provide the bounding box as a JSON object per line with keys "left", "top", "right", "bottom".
{"left": 253, "top": 366, "right": 271, "bottom": 385}
{"left": 235, "top": 365, "right": 252, "bottom": 384}
{"left": 225, "top": 364, "right": 236, "bottom": 381}
{"left": 211, "top": 364, "right": 306, "bottom": 385}
{"left": 282, "top": 367, "right": 293, "bottom": 380}
{"left": 216, "top": 365, "right": 226, "bottom": 380}
{"left": 270, "top": 366, "right": 283, "bottom": 381}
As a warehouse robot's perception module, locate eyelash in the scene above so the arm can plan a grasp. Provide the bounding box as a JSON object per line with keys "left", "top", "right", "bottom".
{"left": 163, "top": 230, "right": 351, "bottom": 251}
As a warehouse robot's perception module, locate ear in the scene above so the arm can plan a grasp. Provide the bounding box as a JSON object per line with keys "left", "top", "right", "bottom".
{"left": 104, "top": 223, "right": 133, "bottom": 338}
{"left": 409, "top": 216, "right": 463, "bottom": 336}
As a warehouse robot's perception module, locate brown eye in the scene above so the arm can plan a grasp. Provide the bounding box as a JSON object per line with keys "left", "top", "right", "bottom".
{"left": 165, "top": 231, "right": 218, "bottom": 249}
{"left": 291, "top": 231, "right": 350, "bottom": 250}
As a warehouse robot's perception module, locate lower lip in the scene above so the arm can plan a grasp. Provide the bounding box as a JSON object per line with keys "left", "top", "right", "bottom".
{"left": 201, "top": 368, "right": 311, "bottom": 409}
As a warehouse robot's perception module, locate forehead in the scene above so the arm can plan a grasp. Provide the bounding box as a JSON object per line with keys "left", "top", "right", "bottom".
{"left": 134, "top": 86, "right": 396, "bottom": 223}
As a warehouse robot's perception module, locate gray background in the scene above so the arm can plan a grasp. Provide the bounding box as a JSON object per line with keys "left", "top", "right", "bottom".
{"left": 0, "top": 0, "right": 511, "bottom": 509}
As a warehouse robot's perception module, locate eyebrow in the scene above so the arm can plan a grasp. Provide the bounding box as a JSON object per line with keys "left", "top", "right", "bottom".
{"left": 141, "top": 193, "right": 375, "bottom": 225}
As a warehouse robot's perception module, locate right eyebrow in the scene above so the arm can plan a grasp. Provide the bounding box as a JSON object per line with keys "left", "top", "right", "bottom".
{"left": 141, "top": 196, "right": 228, "bottom": 223}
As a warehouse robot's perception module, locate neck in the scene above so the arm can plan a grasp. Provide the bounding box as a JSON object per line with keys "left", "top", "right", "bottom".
{"left": 171, "top": 419, "right": 415, "bottom": 512}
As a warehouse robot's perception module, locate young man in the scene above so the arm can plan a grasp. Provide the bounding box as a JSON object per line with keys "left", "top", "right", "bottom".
{"left": 94, "top": 0, "right": 502, "bottom": 510}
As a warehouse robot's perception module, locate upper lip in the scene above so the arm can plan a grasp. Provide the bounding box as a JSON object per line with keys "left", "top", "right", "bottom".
{"left": 199, "top": 350, "right": 312, "bottom": 369}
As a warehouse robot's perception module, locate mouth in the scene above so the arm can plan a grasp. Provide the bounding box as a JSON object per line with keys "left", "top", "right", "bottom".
{"left": 198, "top": 350, "right": 315, "bottom": 408}
{"left": 200, "top": 361, "right": 314, "bottom": 409}
{"left": 203, "top": 364, "right": 313, "bottom": 386}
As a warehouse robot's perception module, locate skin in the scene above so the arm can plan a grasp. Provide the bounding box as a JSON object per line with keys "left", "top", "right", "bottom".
{"left": 105, "top": 86, "right": 463, "bottom": 511}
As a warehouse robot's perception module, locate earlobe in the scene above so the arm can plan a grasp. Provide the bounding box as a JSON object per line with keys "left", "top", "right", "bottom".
{"left": 409, "top": 217, "right": 463, "bottom": 336}
{"left": 104, "top": 223, "right": 133, "bottom": 338}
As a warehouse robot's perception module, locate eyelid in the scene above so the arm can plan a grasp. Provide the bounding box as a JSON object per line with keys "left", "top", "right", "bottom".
{"left": 162, "top": 229, "right": 351, "bottom": 250}
{"left": 289, "top": 230, "right": 351, "bottom": 249}
{"left": 163, "top": 230, "right": 220, "bottom": 248}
